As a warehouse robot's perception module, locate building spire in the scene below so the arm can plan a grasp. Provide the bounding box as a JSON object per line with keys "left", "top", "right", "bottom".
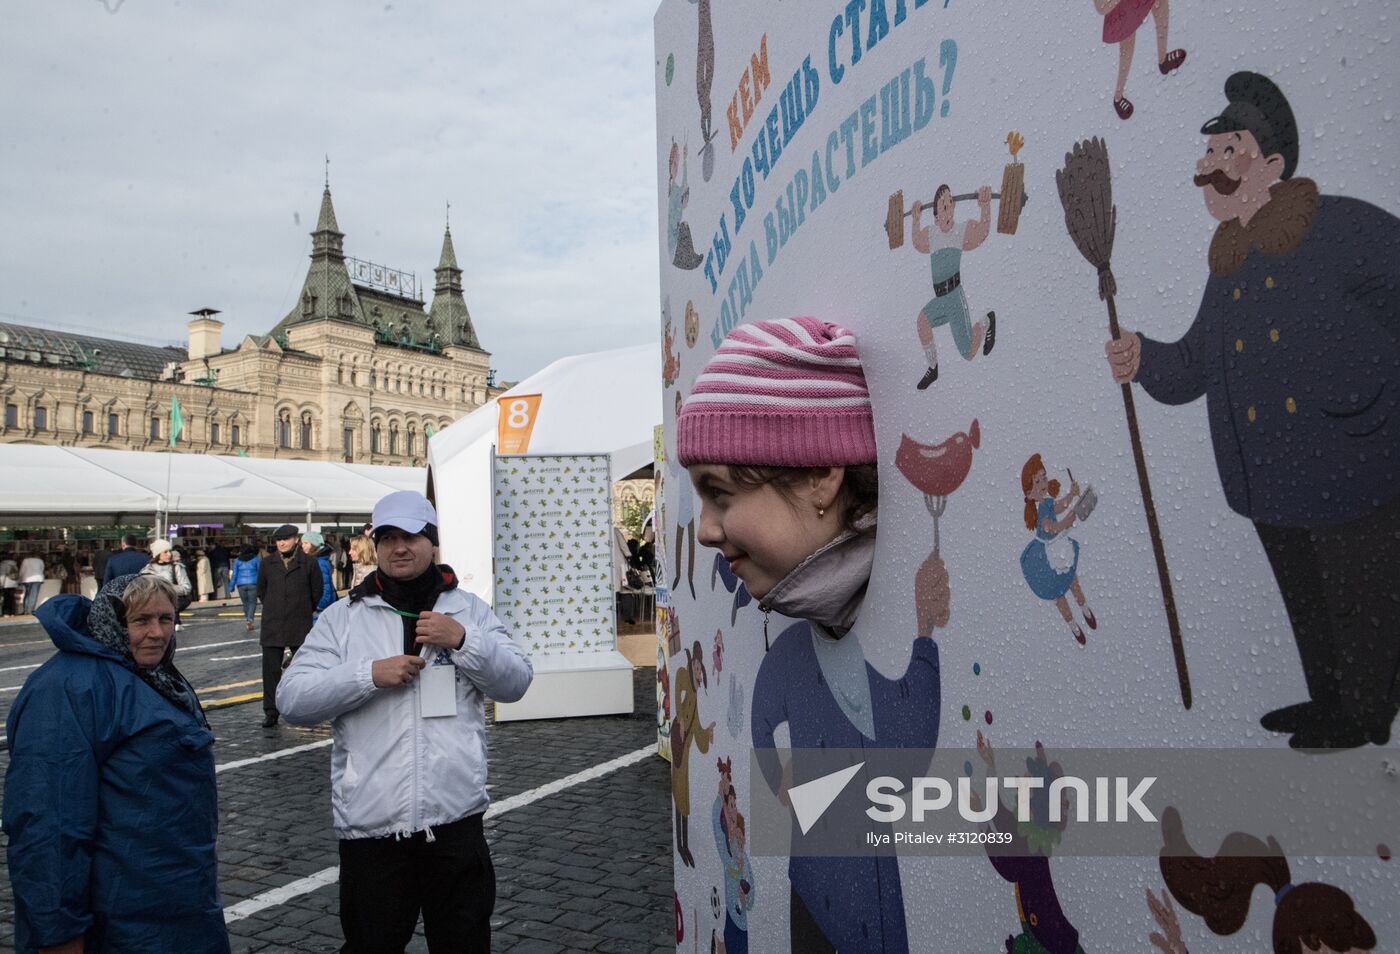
{"left": 272, "top": 176, "right": 360, "bottom": 332}
{"left": 429, "top": 206, "right": 479, "bottom": 349}
{"left": 436, "top": 218, "right": 459, "bottom": 272}
{"left": 316, "top": 185, "right": 341, "bottom": 236}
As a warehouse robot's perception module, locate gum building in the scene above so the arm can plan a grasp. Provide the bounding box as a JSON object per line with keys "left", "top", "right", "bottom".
{"left": 0, "top": 185, "right": 497, "bottom": 465}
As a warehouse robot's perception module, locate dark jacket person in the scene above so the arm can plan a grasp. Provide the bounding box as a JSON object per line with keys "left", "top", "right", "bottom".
{"left": 255, "top": 525, "right": 322, "bottom": 727}
{"left": 102, "top": 534, "right": 149, "bottom": 585}
{"left": 3, "top": 574, "right": 229, "bottom": 953}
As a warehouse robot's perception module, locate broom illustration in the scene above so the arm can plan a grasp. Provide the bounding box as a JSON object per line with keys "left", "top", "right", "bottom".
{"left": 1055, "top": 137, "right": 1191, "bottom": 709}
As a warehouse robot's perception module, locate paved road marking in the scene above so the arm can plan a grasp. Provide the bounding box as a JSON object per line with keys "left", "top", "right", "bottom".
{"left": 209, "top": 653, "right": 262, "bottom": 662}
{"left": 205, "top": 691, "right": 263, "bottom": 709}
{"left": 198, "top": 678, "right": 262, "bottom": 695}
{"left": 0, "top": 638, "right": 48, "bottom": 649}
{"left": 178, "top": 638, "right": 257, "bottom": 653}
{"left": 215, "top": 737, "right": 334, "bottom": 774}
{"left": 223, "top": 744, "right": 657, "bottom": 923}
{"left": 0, "top": 638, "right": 261, "bottom": 693}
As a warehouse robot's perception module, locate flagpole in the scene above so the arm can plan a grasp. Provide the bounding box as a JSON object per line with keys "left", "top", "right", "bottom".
{"left": 161, "top": 448, "right": 173, "bottom": 539}
{"left": 162, "top": 396, "right": 183, "bottom": 541}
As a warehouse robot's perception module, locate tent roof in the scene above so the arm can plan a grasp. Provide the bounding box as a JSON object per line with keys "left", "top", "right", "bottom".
{"left": 0, "top": 444, "right": 424, "bottom": 522}
{"left": 428, "top": 342, "right": 660, "bottom": 474}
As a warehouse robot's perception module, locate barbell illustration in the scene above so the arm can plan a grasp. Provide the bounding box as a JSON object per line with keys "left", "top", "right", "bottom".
{"left": 884, "top": 133, "right": 1030, "bottom": 247}
{"left": 884, "top": 181, "right": 1028, "bottom": 248}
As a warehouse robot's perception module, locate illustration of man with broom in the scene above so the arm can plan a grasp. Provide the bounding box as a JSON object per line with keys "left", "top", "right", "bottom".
{"left": 1063, "top": 71, "right": 1400, "bottom": 750}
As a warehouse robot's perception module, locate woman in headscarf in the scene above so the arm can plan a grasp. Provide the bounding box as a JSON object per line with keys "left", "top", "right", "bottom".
{"left": 3, "top": 574, "right": 231, "bottom": 954}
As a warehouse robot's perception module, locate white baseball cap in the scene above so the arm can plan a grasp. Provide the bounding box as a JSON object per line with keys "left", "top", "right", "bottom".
{"left": 371, "top": 490, "right": 438, "bottom": 536}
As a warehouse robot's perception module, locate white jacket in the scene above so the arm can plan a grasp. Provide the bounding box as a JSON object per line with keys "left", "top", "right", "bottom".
{"left": 19, "top": 557, "right": 46, "bottom": 584}
{"left": 277, "top": 584, "right": 533, "bottom": 840}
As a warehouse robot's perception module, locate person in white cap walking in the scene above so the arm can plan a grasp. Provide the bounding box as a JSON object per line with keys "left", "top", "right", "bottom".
{"left": 278, "top": 490, "right": 533, "bottom": 953}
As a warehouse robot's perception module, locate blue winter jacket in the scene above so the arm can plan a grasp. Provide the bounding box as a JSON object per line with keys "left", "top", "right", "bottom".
{"left": 2, "top": 596, "right": 231, "bottom": 954}
{"left": 230, "top": 556, "right": 260, "bottom": 588}
{"left": 314, "top": 551, "right": 336, "bottom": 613}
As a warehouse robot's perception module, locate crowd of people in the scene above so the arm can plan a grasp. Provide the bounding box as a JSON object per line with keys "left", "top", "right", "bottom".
{"left": 2, "top": 491, "right": 533, "bottom": 953}
{"left": 0, "top": 528, "right": 380, "bottom": 619}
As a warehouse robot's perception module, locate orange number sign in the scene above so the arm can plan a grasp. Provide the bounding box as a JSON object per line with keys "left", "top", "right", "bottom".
{"left": 496, "top": 394, "right": 542, "bottom": 455}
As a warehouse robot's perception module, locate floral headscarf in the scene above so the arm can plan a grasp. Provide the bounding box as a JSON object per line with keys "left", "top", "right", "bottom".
{"left": 91, "top": 574, "right": 204, "bottom": 721}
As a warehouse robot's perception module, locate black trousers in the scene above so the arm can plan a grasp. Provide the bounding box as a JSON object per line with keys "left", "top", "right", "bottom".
{"left": 339, "top": 813, "right": 495, "bottom": 954}
{"left": 1254, "top": 491, "right": 1400, "bottom": 729}
{"left": 789, "top": 886, "right": 836, "bottom": 954}
{"left": 261, "top": 645, "right": 296, "bottom": 716}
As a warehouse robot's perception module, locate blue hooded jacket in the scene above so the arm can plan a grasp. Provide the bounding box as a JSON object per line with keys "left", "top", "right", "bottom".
{"left": 2, "top": 595, "right": 231, "bottom": 954}
{"left": 314, "top": 551, "right": 336, "bottom": 613}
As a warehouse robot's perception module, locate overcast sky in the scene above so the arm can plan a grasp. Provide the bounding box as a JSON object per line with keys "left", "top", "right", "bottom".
{"left": 0, "top": 1, "right": 662, "bottom": 382}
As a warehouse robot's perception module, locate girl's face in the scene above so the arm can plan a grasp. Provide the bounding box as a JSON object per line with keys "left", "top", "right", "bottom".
{"left": 690, "top": 464, "right": 845, "bottom": 600}
{"left": 1030, "top": 469, "right": 1049, "bottom": 499}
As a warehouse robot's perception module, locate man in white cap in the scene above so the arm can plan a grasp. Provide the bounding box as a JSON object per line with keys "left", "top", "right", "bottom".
{"left": 278, "top": 490, "right": 533, "bottom": 953}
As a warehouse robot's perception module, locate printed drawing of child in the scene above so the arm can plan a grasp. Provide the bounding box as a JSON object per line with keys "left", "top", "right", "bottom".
{"left": 678, "top": 317, "right": 943, "bottom": 954}
{"left": 1019, "top": 454, "right": 1098, "bottom": 644}
{"left": 970, "top": 732, "right": 1086, "bottom": 954}
{"left": 667, "top": 140, "right": 704, "bottom": 270}
{"left": 668, "top": 391, "right": 699, "bottom": 599}
{"left": 672, "top": 641, "right": 715, "bottom": 868}
{"left": 910, "top": 185, "right": 997, "bottom": 390}
{"left": 1094, "top": 0, "right": 1186, "bottom": 120}
{"left": 713, "top": 758, "right": 756, "bottom": 954}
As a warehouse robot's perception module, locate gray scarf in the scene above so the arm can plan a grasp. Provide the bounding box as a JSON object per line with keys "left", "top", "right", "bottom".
{"left": 758, "top": 511, "right": 877, "bottom": 634}
{"left": 92, "top": 575, "right": 203, "bottom": 720}
{"left": 759, "top": 513, "right": 879, "bottom": 739}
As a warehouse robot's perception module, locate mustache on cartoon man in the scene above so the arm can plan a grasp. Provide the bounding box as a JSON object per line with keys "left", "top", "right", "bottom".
{"left": 1191, "top": 168, "right": 1240, "bottom": 195}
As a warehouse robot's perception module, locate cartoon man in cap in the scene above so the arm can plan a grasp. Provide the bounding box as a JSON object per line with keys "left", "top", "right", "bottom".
{"left": 1106, "top": 71, "right": 1400, "bottom": 750}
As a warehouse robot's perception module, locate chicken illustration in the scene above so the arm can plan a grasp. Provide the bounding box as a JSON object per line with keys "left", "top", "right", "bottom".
{"left": 897, "top": 421, "right": 980, "bottom": 633}
{"left": 895, "top": 419, "right": 981, "bottom": 554}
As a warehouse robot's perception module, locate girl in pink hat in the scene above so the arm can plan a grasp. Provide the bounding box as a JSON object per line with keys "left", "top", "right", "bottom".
{"left": 677, "top": 316, "right": 942, "bottom": 954}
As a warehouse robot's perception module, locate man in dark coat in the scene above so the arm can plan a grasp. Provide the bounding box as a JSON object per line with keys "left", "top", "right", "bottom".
{"left": 256, "top": 525, "right": 323, "bottom": 728}
{"left": 102, "top": 534, "right": 149, "bottom": 584}
{"left": 1107, "top": 71, "right": 1400, "bottom": 749}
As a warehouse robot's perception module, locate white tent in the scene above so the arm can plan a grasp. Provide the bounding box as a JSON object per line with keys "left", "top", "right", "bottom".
{"left": 426, "top": 342, "right": 661, "bottom": 720}
{"left": 0, "top": 444, "right": 424, "bottom": 524}
{"left": 426, "top": 342, "right": 660, "bottom": 600}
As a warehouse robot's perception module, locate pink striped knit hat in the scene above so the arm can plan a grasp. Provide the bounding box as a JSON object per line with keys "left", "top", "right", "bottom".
{"left": 677, "top": 317, "right": 877, "bottom": 467}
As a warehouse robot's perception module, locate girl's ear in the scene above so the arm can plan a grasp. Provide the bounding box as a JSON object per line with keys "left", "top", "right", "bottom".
{"left": 808, "top": 466, "right": 847, "bottom": 507}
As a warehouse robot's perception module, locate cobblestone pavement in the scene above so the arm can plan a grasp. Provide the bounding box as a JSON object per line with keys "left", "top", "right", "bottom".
{"left": 0, "top": 607, "right": 674, "bottom": 953}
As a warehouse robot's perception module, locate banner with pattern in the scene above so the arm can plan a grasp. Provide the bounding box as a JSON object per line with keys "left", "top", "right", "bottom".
{"left": 491, "top": 453, "right": 615, "bottom": 657}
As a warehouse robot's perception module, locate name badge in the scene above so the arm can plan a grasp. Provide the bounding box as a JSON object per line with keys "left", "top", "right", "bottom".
{"left": 419, "top": 664, "right": 457, "bottom": 718}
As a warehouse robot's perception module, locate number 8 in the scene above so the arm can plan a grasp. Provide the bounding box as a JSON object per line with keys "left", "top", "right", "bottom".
{"left": 507, "top": 400, "right": 530, "bottom": 429}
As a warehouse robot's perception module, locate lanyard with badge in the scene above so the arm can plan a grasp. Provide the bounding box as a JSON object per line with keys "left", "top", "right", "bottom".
{"left": 389, "top": 607, "right": 458, "bottom": 718}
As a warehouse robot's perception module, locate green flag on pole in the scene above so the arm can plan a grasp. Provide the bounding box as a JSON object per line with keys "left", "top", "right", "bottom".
{"left": 169, "top": 396, "right": 184, "bottom": 448}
